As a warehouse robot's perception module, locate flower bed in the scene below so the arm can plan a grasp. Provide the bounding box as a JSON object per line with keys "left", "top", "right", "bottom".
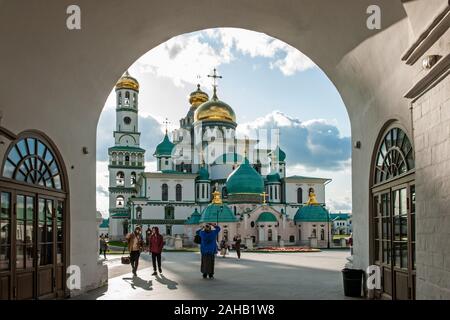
{"left": 246, "top": 246, "right": 321, "bottom": 253}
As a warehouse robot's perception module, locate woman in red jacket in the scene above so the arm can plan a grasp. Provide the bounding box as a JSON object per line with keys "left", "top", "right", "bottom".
{"left": 149, "top": 226, "right": 164, "bottom": 276}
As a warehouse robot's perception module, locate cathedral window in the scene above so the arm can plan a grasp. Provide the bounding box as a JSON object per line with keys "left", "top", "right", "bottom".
{"left": 116, "top": 196, "right": 125, "bottom": 208}
{"left": 320, "top": 229, "right": 325, "bottom": 240}
{"left": 130, "top": 172, "right": 136, "bottom": 186}
{"left": 116, "top": 171, "right": 125, "bottom": 186}
{"left": 274, "top": 186, "right": 278, "bottom": 199}
{"left": 268, "top": 229, "right": 273, "bottom": 242}
{"left": 133, "top": 93, "right": 137, "bottom": 107}
{"left": 136, "top": 206, "right": 142, "bottom": 220}
{"left": 162, "top": 183, "right": 168, "bottom": 201}
{"left": 124, "top": 91, "right": 130, "bottom": 105}
{"left": 297, "top": 187, "right": 303, "bottom": 204}
{"left": 175, "top": 184, "right": 182, "bottom": 202}
{"left": 196, "top": 184, "right": 199, "bottom": 199}
{"left": 201, "top": 184, "right": 205, "bottom": 198}
{"left": 118, "top": 92, "right": 122, "bottom": 106}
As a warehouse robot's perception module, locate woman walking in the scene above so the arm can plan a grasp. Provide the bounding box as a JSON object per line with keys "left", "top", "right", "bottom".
{"left": 197, "top": 223, "right": 221, "bottom": 279}
{"left": 126, "top": 226, "right": 144, "bottom": 277}
{"left": 220, "top": 237, "right": 229, "bottom": 258}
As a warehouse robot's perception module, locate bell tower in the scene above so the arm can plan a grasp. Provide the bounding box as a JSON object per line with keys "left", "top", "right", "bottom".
{"left": 108, "top": 71, "right": 146, "bottom": 240}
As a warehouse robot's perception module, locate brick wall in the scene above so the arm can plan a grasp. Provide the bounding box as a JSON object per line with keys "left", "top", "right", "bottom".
{"left": 414, "top": 74, "right": 450, "bottom": 299}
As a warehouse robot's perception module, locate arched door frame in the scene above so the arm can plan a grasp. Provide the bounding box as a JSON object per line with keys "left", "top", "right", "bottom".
{"left": 369, "top": 121, "right": 415, "bottom": 300}
{"left": 0, "top": 129, "right": 70, "bottom": 300}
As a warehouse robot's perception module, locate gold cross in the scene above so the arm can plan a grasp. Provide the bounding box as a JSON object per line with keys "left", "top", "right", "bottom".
{"left": 261, "top": 192, "right": 267, "bottom": 204}
{"left": 163, "top": 117, "right": 170, "bottom": 134}
{"left": 207, "top": 68, "right": 222, "bottom": 97}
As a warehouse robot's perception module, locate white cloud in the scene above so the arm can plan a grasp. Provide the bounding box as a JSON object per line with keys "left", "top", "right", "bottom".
{"left": 134, "top": 28, "right": 316, "bottom": 87}
{"left": 237, "top": 111, "right": 351, "bottom": 170}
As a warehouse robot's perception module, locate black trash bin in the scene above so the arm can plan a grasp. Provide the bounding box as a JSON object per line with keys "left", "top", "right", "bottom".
{"left": 342, "top": 268, "right": 363, "bottom": 297}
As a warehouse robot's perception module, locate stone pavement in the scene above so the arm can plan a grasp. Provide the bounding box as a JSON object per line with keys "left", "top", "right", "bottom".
{"left": 75, "top": 249, "right": 356, "bottom": 300}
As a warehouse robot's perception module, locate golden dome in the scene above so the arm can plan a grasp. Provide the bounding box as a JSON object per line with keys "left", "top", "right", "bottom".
{"left": 194, "top": 95, "right": 236, "bottom": 124}
{"left": 115, "top": 71, "right": 139, "bottom": 91}
{"left": 189, "top": 84, "right": 209, "bottom": 107}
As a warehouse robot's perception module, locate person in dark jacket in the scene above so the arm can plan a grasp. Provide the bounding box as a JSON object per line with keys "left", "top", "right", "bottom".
{"left": 149, "top": 226, "right": 164, "bottom": 275}
{"left": 197, "top": 223, "right": 221, "bottom": 279}
{"left": 233, "top": 234, "right": 242, "bottom": 259}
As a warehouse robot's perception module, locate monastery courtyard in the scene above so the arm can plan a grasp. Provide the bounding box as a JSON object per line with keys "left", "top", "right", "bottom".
{"left": 76, "top": 249, "right": 354, "bottom": 300}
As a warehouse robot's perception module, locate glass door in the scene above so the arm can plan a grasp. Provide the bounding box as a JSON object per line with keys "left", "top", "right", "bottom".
{"left": 37, "top": 197, "right": 55, "bottom": 299}
{"left": 0, "top": 191, "right": 12, "bottom": 299}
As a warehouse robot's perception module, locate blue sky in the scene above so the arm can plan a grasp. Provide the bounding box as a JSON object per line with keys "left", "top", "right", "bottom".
{"left": 96, "top": 28, "right": 352, "bottom": 216}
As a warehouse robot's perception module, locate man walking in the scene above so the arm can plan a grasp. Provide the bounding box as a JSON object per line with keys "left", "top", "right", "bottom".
{"left": 233, "top": 234, "right": 242, "bottom": 259}
{"left": 126, "top": 226, "right": 143, "bottom": 277}
{"left": 149, "top": 226, "right": 164, "bottom": 276}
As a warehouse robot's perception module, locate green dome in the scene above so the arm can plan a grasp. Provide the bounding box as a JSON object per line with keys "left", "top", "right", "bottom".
{"left": 196, "top": 167, "right": 210, "bottom": 181}
{"left": 270, "top": 146, "right": 286, "bottom": 162}
{"left": 256, "top": 212, "right": 278, "bottom": 223}
{"left": 154, "top": 132, "right": 175, "bottom": 157}
{"left": 186, "top": 208, "right": 201, "bottom": 225}
{"left": 266, "top": 172, "right": 281, "bottom": 183}
{"left": 226, "top": 158, "right": 264, "bottom": 195}
{"left": 294, "top": 205, "right": 330, "bottom": 222}
{"left": 199, "top": 204, "right": 237, "bottom": 223}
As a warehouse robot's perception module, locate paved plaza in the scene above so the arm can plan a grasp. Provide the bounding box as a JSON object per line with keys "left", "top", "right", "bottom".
{"left": 75, "top": 249, "right": 356, "bottom": 300}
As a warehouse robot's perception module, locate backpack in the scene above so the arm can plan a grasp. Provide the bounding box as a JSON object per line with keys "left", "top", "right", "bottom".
{"left": 194, "top": 234, "right": 201, "bottom": 244}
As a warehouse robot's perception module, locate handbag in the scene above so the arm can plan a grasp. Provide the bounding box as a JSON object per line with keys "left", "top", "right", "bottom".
{"left": 121, "top": 244, "right": 131, "bottom": 264}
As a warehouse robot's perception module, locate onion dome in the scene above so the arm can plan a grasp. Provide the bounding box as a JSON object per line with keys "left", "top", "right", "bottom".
{"left": 256, "top": 212, "right": 278, "bottom": 223}
{"left": 115, "top": 70, "right": 139, "bottom": 91}
{"left": 189, "top": 84, "right": 209, "bottom": 108}
{"left": 196, "top": 166, "right": 210, "bottom": 181}
{"left": 186, "top": 208, "right": 201, "bottom": 225}
{"left": 199, "top": 191, "right": 237, "bottom": 223}
{"left": 266, "top": 172, "right": 281, "bottom": 184}
{"left": 194, "top": 93, "right": 236, "bottom": 124}
{"left": 269, "top": 146, "right": 286, "bottom": 162}
{"left": 294, "top": 205, "right": 329, "bottom": 222}
{"left": 294, "top": 191, "right": 329, "bottom": 222}
{"left": 153, "top": 132, "right": 175, "bottom": 157}
{"left": 226, "top": 158, "right": 264, "bottom": 204}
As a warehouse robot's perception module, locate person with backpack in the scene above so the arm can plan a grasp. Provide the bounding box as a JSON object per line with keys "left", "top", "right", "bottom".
{"left": 196, "top": 223, "right": 221, "bottom": 279}
{"left": 149, "top": 226, "right": 164, "bottom": 276}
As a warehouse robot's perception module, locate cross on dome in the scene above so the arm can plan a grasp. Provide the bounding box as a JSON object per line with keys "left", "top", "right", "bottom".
{"left": 207, "top": 68, "right": 222, "bottom": 98}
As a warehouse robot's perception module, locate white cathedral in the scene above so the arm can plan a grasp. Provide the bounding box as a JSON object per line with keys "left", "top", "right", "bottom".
{"left": 108, "top": 71, "right": 333, "bottom": 248}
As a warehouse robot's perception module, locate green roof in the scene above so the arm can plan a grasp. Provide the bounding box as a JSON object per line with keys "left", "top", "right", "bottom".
{"left": 266, "top": 172, "right": 281, "bottom": 183}
{"left": 199, "top": 204, "right": 238, "bottom": 223}
{"left": 256, "top": 212, "right": 277, "bottom": 223}
{"left": 226, "top": 158, "right": 264, "bottom": 195}
{"left": 330, "top": 213, "right": 350, "bottom": 221}
{"left": 99, "top": 218, "right": 109, "bottom": 228}
{"left": 185, "top": 208, "right": 201, "bottom": 225}
{"left": 154, "top": 132, "right": 175, "bottom": 156}
{"left": 196, "top": 167, "right": 210, "bottom": 181}
{"left": 294, "top": 205, "right": 330, "bottom": 222}
{"left": 108, "top": 146, "right": 146, "bottom": 153}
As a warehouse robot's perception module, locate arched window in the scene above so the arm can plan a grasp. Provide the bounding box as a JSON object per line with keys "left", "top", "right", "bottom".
{"left": 125, "top": 155, "right": 130, "bottom": 163}
{"left": 289, "top": 235, "right": 295, "bottom": 243}
{"left": 2, "top": 137, "right": 64, "bottom": 189}
{"left": 161, "top": 183, "right": 168, "bottom": 201}
{"left": 297, "top": 188, "right": 303, "bottom": 203}
{"left": 116, "top": 196, "right": 125, "bottom": 208}
{"left": 374, "top": 127, "right": 414, "bottom": 184}
{"left": 274, "top": 186, "right": 278, "bottom": 199}
{"left": 222, "top": 186, "right": 228, "bottom": 199}
{"left": 118, "top": 92, "right": 122, "bottom": 106}
{"left": 130, "top": 172, "right": 136, "bottom": 186}
{"left": 136, "top": 206, "right": 142, "bottom": 220}
{"left": 201, "top": 184, "right": 205, "bottom": 198}
{"left": 175, "top": 184, "right": 182, "bottom": 202}
{"left": 116, "top": 171, "right": 125, "bottom": 186}
{"left": 124, "top": 91, "right": 130, "bottom": 105}
{"left": 320, "top": 228, "right": 325, "bottom": 240}
{"left": 268, "top": 229, "right": 273, "bottom": 242}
